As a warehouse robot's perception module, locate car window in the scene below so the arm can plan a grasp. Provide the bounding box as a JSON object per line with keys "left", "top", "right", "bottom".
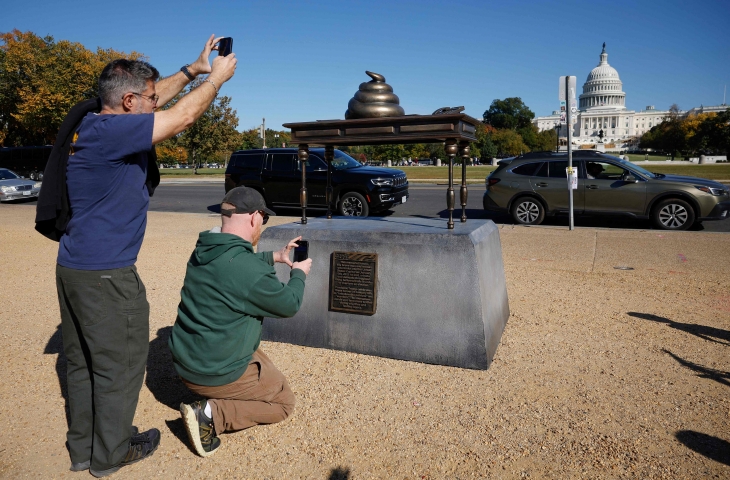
{"left": 331, "top": 150, "right": 361, "bottom": 170}
{"left": 270, "top": 153, "right": 295, "bottom": 172}
{"left": 534, "top": 162, "right": 548, "bottom": 177}
{"left": 586, "top": 161, "right": 628, "bottom": 180}
{"left": 548, "top": 161, "right": 569, "bottom": 178}
{"left": 238, "top": 153, "right": 265, "bottom": 171}
{"left": 305, "top": 156, "right": 327, "bottom": 172}
{"left": 511, "top": 162, "right": 542, "bottom": 176}
{"left": 0, "top": 169, "right": 19, "bottom": 180}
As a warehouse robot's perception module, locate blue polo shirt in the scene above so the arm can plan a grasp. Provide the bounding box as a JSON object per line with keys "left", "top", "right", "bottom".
{"left": 58, "top": 112, "right": 154, "bottom": 270}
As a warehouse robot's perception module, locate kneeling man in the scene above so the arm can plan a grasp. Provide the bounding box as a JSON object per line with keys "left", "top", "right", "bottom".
{"left": 168, "top": 186, "right": 312, "bottom": 457}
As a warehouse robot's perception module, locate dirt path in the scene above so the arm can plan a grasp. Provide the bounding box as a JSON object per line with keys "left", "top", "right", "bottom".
{"left": 1, "top": 206, "right": 728, "bottom": 478}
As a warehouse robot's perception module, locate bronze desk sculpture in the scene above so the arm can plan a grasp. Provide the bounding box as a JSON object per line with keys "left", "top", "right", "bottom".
{"left": 284, "top": 71, "right": 479, "bottom": 229}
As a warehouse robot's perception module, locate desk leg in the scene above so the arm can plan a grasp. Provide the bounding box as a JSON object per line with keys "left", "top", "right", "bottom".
{"left": 325, "top": 145, "right": 334, "bottom": 219}
{"left": 445, "top": 139, "right": 457, "bottom": 229}
{"left": 298, "top": 144, "right": 308, "bottom": 225}
{"left": 459, "top": 141, "right": 470, "bottom": 223}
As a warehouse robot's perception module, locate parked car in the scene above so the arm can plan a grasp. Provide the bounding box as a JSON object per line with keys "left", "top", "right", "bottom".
{"left": 225, "top": 148, "right": 409, "bottom": 217}
{"left": 0, "top": 168, "right": 42, "bottom": 201}
{"left": 483, "top": 151, "right": 730, "bottom": 230}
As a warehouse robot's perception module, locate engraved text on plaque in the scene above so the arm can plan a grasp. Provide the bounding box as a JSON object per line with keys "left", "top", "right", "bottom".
{"left": 329, "top": 251, "right": 378, "bottom": 315}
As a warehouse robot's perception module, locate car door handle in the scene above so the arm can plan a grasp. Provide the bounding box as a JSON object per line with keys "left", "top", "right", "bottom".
{"left": 586, "top": 185, "right": 599, "bottom": 189}
{"left": 535, "top": 182, "right": 548, "bottom": 187}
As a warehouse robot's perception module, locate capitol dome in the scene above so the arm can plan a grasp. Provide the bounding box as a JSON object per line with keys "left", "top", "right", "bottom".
{"left": 578, "top": 44, "right": 626, "bottom": 111}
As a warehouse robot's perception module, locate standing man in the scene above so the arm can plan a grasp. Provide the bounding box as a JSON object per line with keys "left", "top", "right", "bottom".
{"left": 55, "top": 36, "right": 237, "bottom": 477}
{"left": 168, "top": 187, "right": 312, "bottom": 457}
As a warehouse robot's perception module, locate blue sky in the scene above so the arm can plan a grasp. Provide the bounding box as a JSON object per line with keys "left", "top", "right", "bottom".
{"left": 3, "top": 0, "right": 729, "bottom": 131}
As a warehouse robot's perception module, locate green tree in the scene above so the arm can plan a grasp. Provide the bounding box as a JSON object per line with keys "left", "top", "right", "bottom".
{"left": 0, "top": 29, "right": 143, "bottom": 146}
{"left": 483, "top": 97, "right": 535, "bottom": 131}
{"left": 158, "top": 80, "right": 241, "bottom": 171}
{"left": 491, "top": 129, "right": 528, "bottom": 157}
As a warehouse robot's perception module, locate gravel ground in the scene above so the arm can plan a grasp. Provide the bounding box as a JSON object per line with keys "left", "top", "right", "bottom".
{"left": 0, "top": 206, "right": 728, "bottom": 479}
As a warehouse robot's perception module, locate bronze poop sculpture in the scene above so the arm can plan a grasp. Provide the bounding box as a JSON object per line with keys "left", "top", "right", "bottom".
{"left": 344, "top": 71, "right": 405, "bottom": 119}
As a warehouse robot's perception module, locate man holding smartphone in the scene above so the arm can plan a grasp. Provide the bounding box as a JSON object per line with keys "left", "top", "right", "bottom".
{"left": 169, "top": 186, "right": 312, "bottom": 458}
{"left": 54, "top": 35, "right": 236, "bottom": 477}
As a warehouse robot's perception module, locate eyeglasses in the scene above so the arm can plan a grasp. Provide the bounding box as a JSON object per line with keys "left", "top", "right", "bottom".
{"left": 129, "top": 92, "right": 159, "bottom": 104}
{"left": 258, "top": 210, "right": 269, "bottom": 225}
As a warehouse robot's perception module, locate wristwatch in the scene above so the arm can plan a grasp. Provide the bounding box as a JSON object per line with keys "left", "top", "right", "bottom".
{"left": 180, "top": 64, "right": 195, "bottom": 81}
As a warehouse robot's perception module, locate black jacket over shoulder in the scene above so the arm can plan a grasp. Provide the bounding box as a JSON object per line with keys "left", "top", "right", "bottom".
{"left": 34, "top": 98, "right": 160, "bottom": 241}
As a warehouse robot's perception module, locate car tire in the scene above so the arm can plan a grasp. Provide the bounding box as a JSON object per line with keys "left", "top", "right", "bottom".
{"left": 651, "top": 198, "right": 695, "bottom": 230}
{"left": 511, "top": 197, "right": 545, "bottom": 225}
{"left": 338, "top": 192, "right": 369, "bottom": 217}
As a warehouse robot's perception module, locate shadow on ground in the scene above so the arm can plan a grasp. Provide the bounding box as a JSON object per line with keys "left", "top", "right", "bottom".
{"left": 661, "top": 349, "right": 730, "bottom": 387}
{"left": 675, "top": 430, "right": 730, "bottom": 466}
{"left": 628, "top": 312, "right": 730, "bottom": 346}
{"left": 146, "top": 326, "right": 198, "bottom": 409}
{"left": 328, "top": 466, "right": 351, "bottom": 479}
{"left": 44, "top": 324, "right": 69, "bottom": 427}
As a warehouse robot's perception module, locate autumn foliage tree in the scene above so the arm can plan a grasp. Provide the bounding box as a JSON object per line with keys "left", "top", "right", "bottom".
{"left": 640, "top": 106, "right": 730, "bottom": 158}
{"left": 0, "top": 29, "right": 143, "bottom": 146}
{"left": 157, "top": 79, "right": 241, "bottom": 169}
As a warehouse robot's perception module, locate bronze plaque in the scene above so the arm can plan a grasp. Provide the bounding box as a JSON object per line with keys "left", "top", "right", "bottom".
{"left": 329, "top": 251, "right": 378, "bottom": 315}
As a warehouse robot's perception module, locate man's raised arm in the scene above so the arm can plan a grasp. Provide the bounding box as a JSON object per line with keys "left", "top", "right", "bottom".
{"left": 152, "top": 51, "right": 237, "bottom": 145}
{"left": 155, "top": 34, "right": 221, "bottom": 106}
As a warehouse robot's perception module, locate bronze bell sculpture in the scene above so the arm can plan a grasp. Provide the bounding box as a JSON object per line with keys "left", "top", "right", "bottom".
{"left": 345, "top": 71, "right": 405, "bottom": 119}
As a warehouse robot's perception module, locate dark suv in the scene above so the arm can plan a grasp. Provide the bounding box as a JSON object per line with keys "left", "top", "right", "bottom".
{"left": 483, "top": 151, "right": 730, "bottom": 230}
{"left": 225, "top": 148, "right": 409, "bottom": 217}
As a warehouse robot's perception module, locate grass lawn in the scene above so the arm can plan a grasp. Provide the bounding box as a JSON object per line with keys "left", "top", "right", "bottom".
{"left": 633, "top": 164, "right": 730, "bottom": 180}
{"left": 160, "top": 163, "right": 730, "bottom": 181}
{"left": 393, "top": 165, "right": 496, "bottom": 180}
{"left": 160, "top": 168, "right": 224, "bottom": 176}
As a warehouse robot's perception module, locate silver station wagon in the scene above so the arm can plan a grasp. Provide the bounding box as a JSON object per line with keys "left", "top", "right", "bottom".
{"left": 483, "top": 152, "right": 730, "bottom": 230}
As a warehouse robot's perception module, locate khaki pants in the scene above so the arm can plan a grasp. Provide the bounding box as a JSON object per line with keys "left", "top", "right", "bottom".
{"left": 183, "top": 349, "right": 295, "bottom": 435}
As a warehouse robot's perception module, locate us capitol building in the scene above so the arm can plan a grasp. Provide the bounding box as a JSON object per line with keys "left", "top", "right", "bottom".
{"left": 534, "top": 44, "right": 727, "bottom": 150}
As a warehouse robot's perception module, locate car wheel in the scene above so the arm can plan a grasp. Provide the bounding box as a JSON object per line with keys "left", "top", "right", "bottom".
{"left": 511, "top": 197, "right": 545, "bottom": 225}
{"left": 339, "top": 192, "right": 369, "bottom": 217}
{"left": 652, "top": 198, "right": 695, "bottom": 230}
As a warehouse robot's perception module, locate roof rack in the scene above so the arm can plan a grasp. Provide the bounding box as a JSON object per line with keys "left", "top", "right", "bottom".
{"left": 516, "top": 151, "right": 609, "bottom": 159}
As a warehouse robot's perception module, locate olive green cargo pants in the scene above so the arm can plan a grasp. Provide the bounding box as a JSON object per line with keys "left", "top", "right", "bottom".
{"left": 56, "top": 264, "right": 150, "bottom": 471}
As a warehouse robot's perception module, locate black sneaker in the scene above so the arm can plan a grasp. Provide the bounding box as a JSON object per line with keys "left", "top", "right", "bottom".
{"left": 89, "top": 428, "right": 161, "bottom": 478}
{"left": 180, "top": 400, "right": 221, "bottom": 457}
{"left": 69, "top": 426, "right": 140, "bottom": 472}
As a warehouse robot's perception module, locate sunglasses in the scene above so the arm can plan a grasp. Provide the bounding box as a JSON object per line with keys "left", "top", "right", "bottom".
{"left": 258, "top": 210, "right": 269, "bottom": 225}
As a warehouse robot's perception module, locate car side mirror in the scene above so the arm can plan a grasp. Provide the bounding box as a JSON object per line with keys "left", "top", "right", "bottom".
{"left": 625, "top": 174, "right": 637, "bottom": 183}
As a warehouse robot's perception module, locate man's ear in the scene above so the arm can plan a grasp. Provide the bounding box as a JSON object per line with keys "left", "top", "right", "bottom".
{"left": 122, "top": 93, "right": 135, "bottom": 112}
{"left": 249, "top": 212, "right": 257, "bottom": 228}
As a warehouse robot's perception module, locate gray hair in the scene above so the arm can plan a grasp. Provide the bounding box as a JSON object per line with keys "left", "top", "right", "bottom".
{"left": 99, "top": 59, "right": 160, "bottom": 109}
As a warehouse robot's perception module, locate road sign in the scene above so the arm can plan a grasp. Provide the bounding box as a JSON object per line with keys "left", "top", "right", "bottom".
{"left": 559, "top": 76, "right": 577, "bottom": 102}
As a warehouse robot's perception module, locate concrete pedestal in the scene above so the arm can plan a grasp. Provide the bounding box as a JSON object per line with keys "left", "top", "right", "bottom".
{"left": 259, "top": 217, "right": 510, "bottom": 370}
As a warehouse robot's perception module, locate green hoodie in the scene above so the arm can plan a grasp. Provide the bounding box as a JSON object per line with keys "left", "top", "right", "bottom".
{"left": 168, "top": 230, "right": 306, "bottom": 386}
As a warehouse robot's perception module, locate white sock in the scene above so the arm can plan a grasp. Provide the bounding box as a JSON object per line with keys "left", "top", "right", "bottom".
{"left": 204, "top": 401, "right": 212, "bottom": 418}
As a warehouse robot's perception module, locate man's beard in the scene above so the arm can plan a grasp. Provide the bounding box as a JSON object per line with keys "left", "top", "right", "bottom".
{"left": 251, "top": 224, "right": 262, "bottom": 246}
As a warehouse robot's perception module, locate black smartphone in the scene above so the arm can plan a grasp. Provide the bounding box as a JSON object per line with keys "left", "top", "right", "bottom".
{"left": 293, "top": 241, "right": 309, "bottom": 262}
{"left": 218, "top": 37, "right": 233, "bottom": 57}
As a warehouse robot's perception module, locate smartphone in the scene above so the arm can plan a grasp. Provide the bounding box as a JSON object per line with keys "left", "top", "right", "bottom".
{"left": 293, "top": 241, "right": 309, "bottom": 262}
{"left": 218, "top": 37, "right": 233, "bottom": 57}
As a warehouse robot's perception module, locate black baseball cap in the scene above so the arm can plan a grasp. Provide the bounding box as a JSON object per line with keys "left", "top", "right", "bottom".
{"left": 221, "top": 187, "right": 275, "bottom": 217}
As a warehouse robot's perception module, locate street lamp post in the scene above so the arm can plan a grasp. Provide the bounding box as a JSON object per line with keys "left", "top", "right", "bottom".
{"left": 555, "top": 124, "right": 560, "bottom": 152}
{"left": 274, "top": 133, "right": 279, "bottom": 148}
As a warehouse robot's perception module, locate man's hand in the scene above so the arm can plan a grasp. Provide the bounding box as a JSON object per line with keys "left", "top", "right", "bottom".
{"left": 187, "top": 34, "right": 222, "bottom": 77}
{"left": 273, "top": 236, "right": 302, "bottom": 267}
{"left": 208, "top": 53, "right": 237, "bottom": 86}
{"left": 292, "top": 258, "right": 312, "bottom": 276}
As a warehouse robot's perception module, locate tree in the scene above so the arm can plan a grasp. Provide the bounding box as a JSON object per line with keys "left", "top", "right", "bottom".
{"left": 483, "top": 97, "right": 535, "bottom": 131}
{"left": 491, "top": 129, "right": 528, "bottom": 157}
{"left": 0, "top": 29, "right": 143, "bottom": 146}
{"left": 157, "top": 80, "right": 241, "bottom": 171}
